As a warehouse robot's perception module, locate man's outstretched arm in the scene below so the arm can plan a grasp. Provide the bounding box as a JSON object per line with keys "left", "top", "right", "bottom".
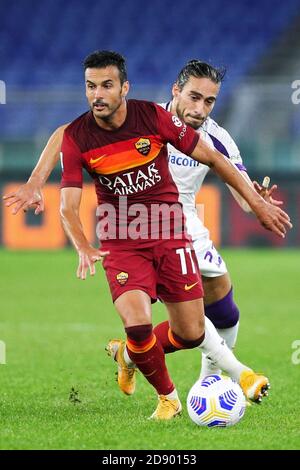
{"left": 3, "top": 124, "right": 68, "bottom": 214}
{"left": 190, "top": 138, "right": 292, "bottom": 238}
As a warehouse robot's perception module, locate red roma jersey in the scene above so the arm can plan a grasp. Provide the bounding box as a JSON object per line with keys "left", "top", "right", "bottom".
{"left": 61, "top": 99, "right": 199, "bottom": 245}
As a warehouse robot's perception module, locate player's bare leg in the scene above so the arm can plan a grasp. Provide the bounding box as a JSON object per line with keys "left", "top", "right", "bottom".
{"left": 203, "top": 273, "right": 231, "bottom": 305}
{"left": 107, "top": 290, "right": 182, "bottom": 419}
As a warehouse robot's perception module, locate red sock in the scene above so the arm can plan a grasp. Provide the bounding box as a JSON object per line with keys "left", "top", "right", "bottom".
{"left": 125, "top": 324, "right": 174, "bottom": 395}
{"left": 153, "top": 320, "right": 205, "bottom": 353}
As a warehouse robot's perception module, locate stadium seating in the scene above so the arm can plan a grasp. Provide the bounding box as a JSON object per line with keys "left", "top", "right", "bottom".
{"left": 1, "top": 0, "right": 300, "bottom": 136}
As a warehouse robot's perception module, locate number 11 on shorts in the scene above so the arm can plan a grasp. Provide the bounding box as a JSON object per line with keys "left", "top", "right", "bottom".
{"left": 176, "top": 247, "right": 196, "bottom": 275}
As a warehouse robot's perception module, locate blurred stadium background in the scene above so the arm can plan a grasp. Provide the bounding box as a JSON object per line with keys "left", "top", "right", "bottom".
{"left": 1, "top": 0, "right": 300, "bottom": 248}
{"left": 1, "top": 0, "right": 300, "bottom": 451}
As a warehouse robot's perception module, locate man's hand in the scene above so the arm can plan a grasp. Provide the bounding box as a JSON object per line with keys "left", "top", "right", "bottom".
{"left": 3, "top": 182, "right": 44, "bottom": 215}
{"left": 253, "top": 199, "right": 292, "bottom": 238}
{"left": 77, "top": 246, "right": 110, "bottom": 280}
{"left": 2, "top": 124, "right": 67, "bottom": 215}
{"left": 253, "top": 177, "right": 283, "bottom": 206}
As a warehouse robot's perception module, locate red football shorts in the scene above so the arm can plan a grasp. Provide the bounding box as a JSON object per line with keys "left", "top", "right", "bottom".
{"left": 102, "top": 238, "right": 204, "bottom": 303}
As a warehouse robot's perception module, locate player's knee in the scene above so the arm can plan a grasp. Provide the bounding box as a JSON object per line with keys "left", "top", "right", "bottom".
{"left": 115, "top": 303, "right": 151, "bottom": 328}
{"left": 115, "top": 291, "right": 152, "bottom": 327}
{"left": 172, "top": 315, "right": 205, "bottom": 343}
{"left": 205, "top": 287, "right": 239, "bottom": 329}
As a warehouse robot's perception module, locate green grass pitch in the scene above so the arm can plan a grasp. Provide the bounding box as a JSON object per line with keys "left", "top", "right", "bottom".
{"left": 0, "top": 248, "right": 299, "bottom": 450}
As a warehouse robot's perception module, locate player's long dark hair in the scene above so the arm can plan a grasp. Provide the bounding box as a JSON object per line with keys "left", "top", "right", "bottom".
{"left": 83, "top": 50, "right": 127, "bottom": 84}
{"left": 176, "top": 60, "right": 226, "bottom": 90}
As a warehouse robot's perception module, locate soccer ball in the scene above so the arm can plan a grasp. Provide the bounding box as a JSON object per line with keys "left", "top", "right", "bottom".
{"left": 187, "top": 374, "right": 246, "bottom": 427}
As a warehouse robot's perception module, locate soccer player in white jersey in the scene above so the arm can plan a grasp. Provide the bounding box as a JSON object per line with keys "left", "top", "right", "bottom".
{"left": 154, "top": 60, "right": 282, "bottom": 378}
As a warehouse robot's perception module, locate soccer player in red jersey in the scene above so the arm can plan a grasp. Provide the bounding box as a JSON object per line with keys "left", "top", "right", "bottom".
{"left": 58, "top": 51, "right": 292, "bottom": 418}
{"left": 4, "top": 51, "right": 292, "bottom": 419}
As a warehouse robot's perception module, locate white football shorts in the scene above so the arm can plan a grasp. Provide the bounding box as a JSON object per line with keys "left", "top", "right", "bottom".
{"left": 184, "top": 210, "right": 228, "bottom": 278}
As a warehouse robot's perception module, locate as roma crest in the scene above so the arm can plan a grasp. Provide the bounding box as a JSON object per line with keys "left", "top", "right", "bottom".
{"left": 116, "top": 272, "right": 129, "bottom": 286}
{"left": 135, "top": 138, "right": 151, "bottom": 156}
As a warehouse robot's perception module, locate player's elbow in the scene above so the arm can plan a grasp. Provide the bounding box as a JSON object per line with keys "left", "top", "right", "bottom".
{"left": 60, "top": 204, "right": 74, "bottom": 221}
{"left": 60, "top": 206, "right": 67, "bottom": 224}
{"left": 60, "top": 201, "right": 80, "bottom": 218}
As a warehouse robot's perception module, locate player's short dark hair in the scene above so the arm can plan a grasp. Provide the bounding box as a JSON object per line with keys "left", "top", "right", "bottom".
{"left": 176, "top": 60, "right": 226, "bottom": 90}
{"left": 83, "top": 50, "right": 127, "bottom": 84}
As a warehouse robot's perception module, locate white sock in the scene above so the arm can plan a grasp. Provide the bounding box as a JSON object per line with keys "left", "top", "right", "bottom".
{"left": 165, "top": 389, "right": 179, "bottom": 401}
{"left": 199, "top": 317, "right": 249, "bottom": 382}
{"left": 199, "top": 322, "right": 240, "bottom": 379}
{"left": 199, "top": 356, "right": 222, "bottom": 379}
{"left": 217, "top": 322, "right": 239, "bottom": 350}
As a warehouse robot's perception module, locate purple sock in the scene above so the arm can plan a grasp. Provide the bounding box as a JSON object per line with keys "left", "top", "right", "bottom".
{"left": 205, "top": 287, "right": 239, "bottom": 329}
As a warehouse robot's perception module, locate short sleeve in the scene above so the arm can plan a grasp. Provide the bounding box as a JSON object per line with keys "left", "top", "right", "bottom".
{"left": 154, "top": 104, "right": 199, "bottom": 155}
{"left": 60, "top": 131, "right": 83, "bottom": 188}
